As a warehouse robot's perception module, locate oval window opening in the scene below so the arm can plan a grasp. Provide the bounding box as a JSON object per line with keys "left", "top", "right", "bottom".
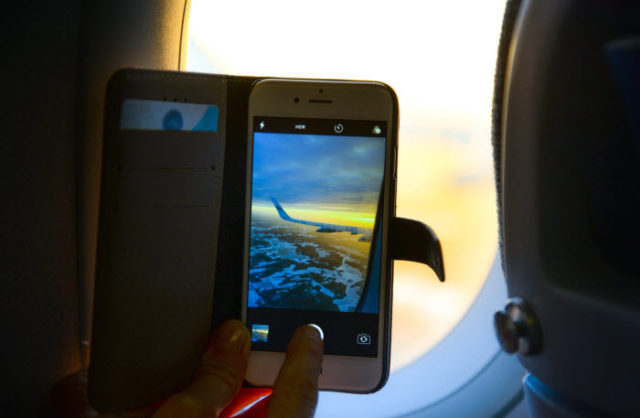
{"left": 186, "top": 1, "right": 519, "bottom": 415}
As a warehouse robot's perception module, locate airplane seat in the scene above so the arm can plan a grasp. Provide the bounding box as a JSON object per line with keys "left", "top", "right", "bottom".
{"left": 2, "top": 1, "right": 188, "bottom": 415}
{"left": 494, "top": 1, "right": 640, "bottom": 416}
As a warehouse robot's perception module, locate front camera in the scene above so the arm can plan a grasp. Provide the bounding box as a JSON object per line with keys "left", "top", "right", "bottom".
{"left": 294, "top": 97, "right": 300, "bottom": 103}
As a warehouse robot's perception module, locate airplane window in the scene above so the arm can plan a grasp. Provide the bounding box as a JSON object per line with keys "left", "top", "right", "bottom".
{"left": 186, "top": 1, "right": 523, "bottom": 415}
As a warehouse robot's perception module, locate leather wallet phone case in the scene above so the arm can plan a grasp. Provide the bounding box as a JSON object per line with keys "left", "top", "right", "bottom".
{"left": 89, "top": 69, "right": 444, "bottom": 412}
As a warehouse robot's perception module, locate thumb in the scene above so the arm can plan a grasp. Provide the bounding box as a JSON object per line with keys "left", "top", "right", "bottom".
{"left": 153, "top": 320, "right": 251, "bottom": 418}
{"left": 267, "top": 324, "right": 324, "bottom": 418}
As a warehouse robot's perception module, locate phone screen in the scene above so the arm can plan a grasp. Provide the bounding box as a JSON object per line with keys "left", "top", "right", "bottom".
{"left": 247, "top": 116, "right": 387, "bottom": 357}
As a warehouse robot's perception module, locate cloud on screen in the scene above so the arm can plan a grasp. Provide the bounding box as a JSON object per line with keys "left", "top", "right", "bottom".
{"left": 252, "top": 132, "right": 385, "bottom": 209}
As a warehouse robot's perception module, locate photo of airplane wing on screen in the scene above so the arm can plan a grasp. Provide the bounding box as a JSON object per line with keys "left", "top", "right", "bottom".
{"left": 270, "top": 197, "right": 373, "bottom": 242}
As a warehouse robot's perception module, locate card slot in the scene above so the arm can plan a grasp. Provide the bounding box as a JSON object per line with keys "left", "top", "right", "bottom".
{"left": 124, "top": 167, "right": 215, "bottom": 171}
{"left": 98, "top": 207, "right": 219, "bottom": 284}
{"left": 112, "top": 130, "right": 225, "bottom": 168}
{"left": 101, "top": 207, "right": 218, "bottom": 275}
{"left": 111, "top": 170, "right": 221, "bottom": 207}
{"left": 104, "top": 205, "right": 216, "bottom": 209}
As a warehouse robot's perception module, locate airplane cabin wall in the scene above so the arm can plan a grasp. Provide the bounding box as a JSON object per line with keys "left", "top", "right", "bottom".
{"left": 1, "top": 1, "right": 187, "bottom": 415}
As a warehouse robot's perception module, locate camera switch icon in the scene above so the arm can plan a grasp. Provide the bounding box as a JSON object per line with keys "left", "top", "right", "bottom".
{"left": 357, "top": 333, "right": 371, "bottom": 345}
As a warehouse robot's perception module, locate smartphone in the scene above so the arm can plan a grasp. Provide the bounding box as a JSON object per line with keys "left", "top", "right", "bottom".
{"left": 242, "top": 78, "right": 397, "bottom": 392}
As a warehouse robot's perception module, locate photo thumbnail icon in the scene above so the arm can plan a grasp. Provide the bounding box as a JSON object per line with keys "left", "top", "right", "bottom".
{"left": 251, "top": 324, "right": 270, "bottom": 343}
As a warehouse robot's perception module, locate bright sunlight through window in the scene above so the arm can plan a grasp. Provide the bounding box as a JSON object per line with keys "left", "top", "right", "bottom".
{"left": 187, "top": 0, "right": 505, "bottom": 372}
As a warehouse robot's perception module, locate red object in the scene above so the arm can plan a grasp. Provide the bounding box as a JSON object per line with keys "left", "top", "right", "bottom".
{"left": 221, "top": 387, "right": 273, "bottom": 418}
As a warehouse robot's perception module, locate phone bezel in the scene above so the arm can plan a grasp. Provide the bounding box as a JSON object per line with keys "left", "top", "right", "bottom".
{"left": 243, "top": 78, "right": 396, "bottom": 392}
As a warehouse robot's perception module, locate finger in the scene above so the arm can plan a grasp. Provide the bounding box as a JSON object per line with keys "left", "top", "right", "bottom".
{"left": 153, "top": 319, "right": 250, "bottom": 418}
{"left": 267, "top": 324, "right": 324, "bottom": 418}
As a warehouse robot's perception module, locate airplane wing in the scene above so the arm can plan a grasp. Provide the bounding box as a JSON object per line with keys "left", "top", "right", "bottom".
{"left": 270, "top": 197, "right": 372, "bottom": 238}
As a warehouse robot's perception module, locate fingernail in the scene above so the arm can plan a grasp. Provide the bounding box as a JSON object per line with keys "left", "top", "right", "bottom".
{"left": 215, "top": 320, "right": 249, "bottom": 353}
{"left": 306, "top": 324, "right": 324, "bottom": 341}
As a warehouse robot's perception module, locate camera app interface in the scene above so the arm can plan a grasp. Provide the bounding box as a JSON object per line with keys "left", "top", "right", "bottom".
{"left": 247, "top": 117, "right": 387, "bottom": 357}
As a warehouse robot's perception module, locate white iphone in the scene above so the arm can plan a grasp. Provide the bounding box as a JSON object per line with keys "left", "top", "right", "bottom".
{"left": 242, "top": 78, "right": 397, "bottom": 392}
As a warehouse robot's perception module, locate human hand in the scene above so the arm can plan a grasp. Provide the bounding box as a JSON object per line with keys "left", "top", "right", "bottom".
{"left": 152, "top": 319, "right": 324, "bottom": 418}
{"left": 52, "top": 320, "right": 323, "bottom": 417}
